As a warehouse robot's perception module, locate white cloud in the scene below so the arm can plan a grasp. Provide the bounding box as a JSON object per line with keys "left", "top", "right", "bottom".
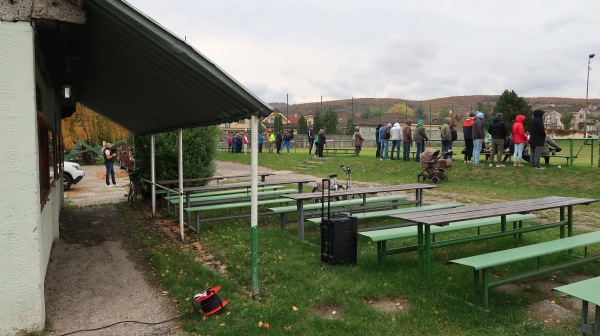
{"left": 128, "top": 0, "right": 600, "bottom": 104}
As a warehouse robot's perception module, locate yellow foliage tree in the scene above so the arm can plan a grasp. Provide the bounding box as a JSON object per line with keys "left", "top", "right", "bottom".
{"left": 387, "top": 103, "right": 414, "bottom": 117}
{"left": 61, "top": 103, "right": 129, "bottom": 151}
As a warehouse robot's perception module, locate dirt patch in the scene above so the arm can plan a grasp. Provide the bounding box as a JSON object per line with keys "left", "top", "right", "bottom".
{"left": 95, "top": 170, "right": 129, "bottom": 179}
{"left": 367, "top": 297, "right": 411, "bottom": 314}
{"left": 313, "top": 304, "right": 344, "bottom": 319}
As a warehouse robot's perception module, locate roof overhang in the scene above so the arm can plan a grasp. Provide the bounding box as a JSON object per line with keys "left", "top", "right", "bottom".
{"left": 35, "top": 0, "right": 273, "bottom": 135}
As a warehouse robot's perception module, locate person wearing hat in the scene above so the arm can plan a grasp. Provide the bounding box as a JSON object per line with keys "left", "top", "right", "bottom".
{"left": 471, "top": 111, "right": 485, "bottom": 166}
{"left": 413, "top": 120, "right": 429, "bottom": 162}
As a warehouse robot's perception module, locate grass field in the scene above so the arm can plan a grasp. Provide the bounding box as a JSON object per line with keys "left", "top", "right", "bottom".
{"left": 124, "top": 143, "right": 600, "bottom": 336}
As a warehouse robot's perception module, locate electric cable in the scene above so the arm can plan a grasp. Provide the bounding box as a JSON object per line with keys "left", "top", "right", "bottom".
{"left": 57, "top": 310, "right": 195, "bottom": 336}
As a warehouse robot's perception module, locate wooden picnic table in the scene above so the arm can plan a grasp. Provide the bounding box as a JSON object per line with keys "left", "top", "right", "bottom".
{"left": 390, "top": 196, "right": 598, "bottom": 280}
{"left": 282, "top": 184, "right": 438, "bottom": 241}
{"left": 179, "top": 178, "right": 315, "bottom": 224}
{"left": 156, "top": 172, "right": 275, "bottom": 186}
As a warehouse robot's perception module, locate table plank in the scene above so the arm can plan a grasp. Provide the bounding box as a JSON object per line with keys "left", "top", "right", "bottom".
{"left": 283, "top": 184, "right": 437, "bottom": 201}
{"left": 391, "top": 196, "right": 597, "bottom": 226}
{"left": 554, "top": 277, "right": 600, "bottom": 306}
{"left": 157, "top": 172, "right": 275, "bottom": 185}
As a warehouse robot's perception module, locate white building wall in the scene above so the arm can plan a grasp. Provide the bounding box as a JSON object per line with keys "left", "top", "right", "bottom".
{"left": 0, "top": 21, "right": 46, "bottom": 335}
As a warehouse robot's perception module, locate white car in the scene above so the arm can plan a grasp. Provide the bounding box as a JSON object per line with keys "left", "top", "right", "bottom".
{"left": 63, "top": 162, "right": 85, "bottom": 191}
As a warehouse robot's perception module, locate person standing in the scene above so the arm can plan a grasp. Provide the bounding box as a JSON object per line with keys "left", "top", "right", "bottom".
{"left": 242, "top": 132, "right": 248, "bottom": 154}
{"left": 281, "top": 129, "right": 293, "bottom": 154}
{"left": 462, "top": 113, "right": 475, "bottom": 163}
{"left": 487, "top": 113, "right": 508, "bottom": 167}
{"left": 317, "top": 128, "right": 326, "bottom": 158}
{"left": 227, "top": 133, "right": 232, "bottom": 152}
{"left": 402, "top": 120, "right": 413, "bottom": 161}
{"left": 529, "top": 109, "right": 546, "bottom": 169}
{"left": 258, "top": 131, "right": 264, "bottom": 153}
{"left": 440, "top": 117, "right": 452, "bottom": 158}
{"left": 275, "top": 129, "right": 283, "bottom": 155}
{"left": 307, "top": 126, "right": 315, "bottom": 155}
{"left": 353, "top": 126, "right": 364, "bottom": 156}
{"left": 512, "top": 115, "right": 527, "bottom": 167}
{"left": 472, "top": 111, "right": 485, "bottom": 166}
{"left": 375, "top": 124, "right": 382, "bottom": 159}
{"left": 390, "top": 122, "right": 402, "bottom": 160}
{"left": 379, "top": 123, "right": 391, "bottom": 160}
{"left": 268, "top": 130, "right": 275, "bottom": 153}
{"left": 413, "top": 120, "right": 429, "bottom": 162}
{"left": 103, "top": 142, "right": 118, "bottom": 188}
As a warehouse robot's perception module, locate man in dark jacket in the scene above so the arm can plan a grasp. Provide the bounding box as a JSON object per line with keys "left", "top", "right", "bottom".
{"left": 471, "top": 111, "right": 485, "bottom": 165}
{"left": 317, "top": 128, "right": 326, "bottom": 158}
{"left": 307, "top": 126, "right": 315, "bottom": 155}
{"left": 529, "top": 109, "right": 546, "bottom": 169}
{"left": 487, "top": 113, "right": 508, "bottom": 167}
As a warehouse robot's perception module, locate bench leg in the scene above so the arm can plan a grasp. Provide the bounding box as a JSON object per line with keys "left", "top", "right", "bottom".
{"left": 424, "top": 225, "right": 432, "bottom": 280}
{"left": 280, "top": 213, "right": 286, "bottom": 230}
{"left": 417, "top": 224, "right": 424, "bottom": 278}
{"left": 481, "top": 268, "right": 490, "bottom": 309}
{"left": 377, "top": 241, "right": 386, "bottom": 262}
{"left": 560, "top": 207, "right": 566, "bottom": 238}
{"left": 196, "top": 212, "right": 200, "bottom": 232}
{"left": 297, "top": 200, "right": 305, "bottom": 241}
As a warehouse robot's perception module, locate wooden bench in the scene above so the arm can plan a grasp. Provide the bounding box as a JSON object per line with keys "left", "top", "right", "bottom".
{"left": 184, "top": 198, "right": 293, "bottom": 231}
{"left": 359, "top": 214, "right": 537, "bottom": 262}
{"left": 448, "top": 230, "right": 600, "bottom": 309}
{"left": 269, "top": 194, "right": 410, "bottom": 228}
{"left": 307, "top": 203, "right": 464, "bottom": 225}
{"left": 553, "top": 276, "right": 600, "bottom": 336}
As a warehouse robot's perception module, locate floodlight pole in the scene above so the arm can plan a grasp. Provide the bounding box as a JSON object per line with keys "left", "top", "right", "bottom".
{"left": 584, "top": 53, "right": 595, "bottom": 138}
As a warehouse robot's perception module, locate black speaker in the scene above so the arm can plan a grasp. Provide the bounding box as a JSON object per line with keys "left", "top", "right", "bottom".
{"left": 320, "top": 212, "right": 357, "bottom": 265}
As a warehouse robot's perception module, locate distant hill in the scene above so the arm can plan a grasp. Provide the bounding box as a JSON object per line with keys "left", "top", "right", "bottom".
{"left": 270, "top": 96, "right": 600, "bottom": 119}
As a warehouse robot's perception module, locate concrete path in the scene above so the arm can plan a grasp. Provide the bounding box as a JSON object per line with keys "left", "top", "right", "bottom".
{"left": 45, "top": 164, "right": 179, "bottom": 336}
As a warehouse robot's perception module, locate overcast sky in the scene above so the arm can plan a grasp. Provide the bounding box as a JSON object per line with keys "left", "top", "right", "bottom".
{"left": 127, "top": 0, "right": 600, "bottom": 105}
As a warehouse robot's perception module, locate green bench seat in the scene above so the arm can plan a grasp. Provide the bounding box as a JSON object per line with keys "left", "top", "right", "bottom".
{"left": 553, "top": 276, "right": 600, "bottom": 336}
{"left": 164, "top": 185, "right": 286, "bottom": 201}
{"left": 168, "top": 188, "right": 296, "bottom": 206}
{"left": 360, "top": 214, "right": 538, "bottom": 262}
{"left": 184, "top": 198, "right": 293, "bottom": 231}
{"left": 307, "top": 203, "right": 464, "bottom": 225}
{"left": 448, "top": 230, "right": 600, "bottom": 309}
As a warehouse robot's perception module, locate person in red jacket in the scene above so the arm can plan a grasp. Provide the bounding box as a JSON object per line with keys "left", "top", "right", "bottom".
{"left": 462, "top": 113, "right": 475, "bottom": 162}
{"left": 512, "top": 115, "right": 527, "bottom": 167}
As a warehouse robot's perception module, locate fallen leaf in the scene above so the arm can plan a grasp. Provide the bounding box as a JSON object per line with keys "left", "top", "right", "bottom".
{"left": 264, "top": 322, "right": 270, "bottom": 330}
{"left": 220, "top": 323, "right": 225, "bottom": 327}
{"left": 292, "top": 306, "right": 298, "bottom": 311}
{"left": 258, "top": 321, "right": 263, "bottom": 328}
{"left": 331, "top": 311, "right": 337, "bottom": 315}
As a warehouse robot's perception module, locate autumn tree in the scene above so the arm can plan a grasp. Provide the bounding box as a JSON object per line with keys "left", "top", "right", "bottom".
{"left": 414, "top": 104, "right": 427, "bottom": 121}
{"left": 345, "top": 118, "right": 355, "bottom": 135}
{"left": 387, "top": 103, "right": 414, "bottom": 117}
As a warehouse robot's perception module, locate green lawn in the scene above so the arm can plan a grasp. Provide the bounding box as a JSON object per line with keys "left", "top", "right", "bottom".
{"left": 125, "top": 145, "right": 600, "bottom": 336}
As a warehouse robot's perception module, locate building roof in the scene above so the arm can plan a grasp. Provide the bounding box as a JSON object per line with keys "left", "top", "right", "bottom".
{"left": 36, "top": 0, "right": 273, "bottom": 135}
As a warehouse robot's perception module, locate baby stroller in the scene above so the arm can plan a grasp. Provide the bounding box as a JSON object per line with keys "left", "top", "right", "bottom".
{"left": 417, "top": 148, "right": 452, "bottom": 184}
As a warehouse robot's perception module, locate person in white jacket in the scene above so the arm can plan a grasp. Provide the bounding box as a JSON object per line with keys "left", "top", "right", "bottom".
{"left": 390, "top": 122, "right": 403, "bottom": 160}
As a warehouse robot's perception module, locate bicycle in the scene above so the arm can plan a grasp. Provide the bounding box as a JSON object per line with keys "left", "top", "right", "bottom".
{"left": 312, "top": 165, "right": 353, "bottom": 203}
{"left": 124, "top": 168, "right": 146, "bottom": 207}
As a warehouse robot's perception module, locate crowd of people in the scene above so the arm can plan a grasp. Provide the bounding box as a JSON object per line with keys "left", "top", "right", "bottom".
{"left": 224, "top": 108, "right": 578, "bottom": 170}
{"left": 462, "top": 109, "right": 562, "bottom": 169}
